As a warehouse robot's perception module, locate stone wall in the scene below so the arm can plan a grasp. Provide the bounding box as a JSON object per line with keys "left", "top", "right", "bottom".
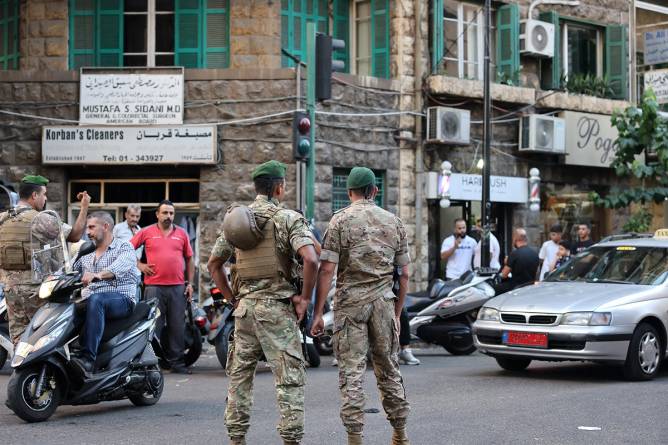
{"left": 229, "top": 0, "right": 282, "bottom": 69}
{"left": 20, "top": 0, "right": 68, "bottom": 71}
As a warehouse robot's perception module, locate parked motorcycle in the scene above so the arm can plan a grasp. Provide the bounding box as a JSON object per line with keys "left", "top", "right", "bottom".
{"left": 152, "top": 299, "right": 203, "bottom": 369}
{"left": 6, "top": 241, "right": 164, "bottom": 422}
{"left": 407, "top": 271, "right": 497, "bottom": 355}
{"left": 0, "top": 285, "right": 13, "bottom": 369}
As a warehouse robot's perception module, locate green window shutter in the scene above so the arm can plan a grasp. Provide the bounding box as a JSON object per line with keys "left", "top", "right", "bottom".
{"left": 203, "top": 0, "right": 229, "bottom": 68}
{"left": 371, "top": 0, "right": 389, "bottom": 78}
{"left": 332, "top": 0, "right": 349, "bottom": 73}
{"left": 0, "top": 0, "right": 19, "bottom": 70}
{"left": 539, "top": 11, "right": 560, "bottom": 90}
{"left": 606, "top": 24, "right": 628, "bottom": 100}
{"left": 431, "top": 0, "right": 443, "bottom": 73}
{"left": 97, "top": 0, "right": 123, "bottom": 67}
{"left": 69, "top": 0, "right": 96, "bottom": 69}
{"left": 175, "top": 0, "right": 202, "bottom": 68}
{"left": 281, "top": 0, "right": 328, "bottom": 68}
{"left": 495, "top": 3, "right": 519, "bottom": 84}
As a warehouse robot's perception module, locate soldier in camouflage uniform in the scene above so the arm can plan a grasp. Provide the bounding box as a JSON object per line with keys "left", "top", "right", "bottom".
{"left": 208, "top": 160, "right": 318, "bottom": 445}
{"left": 0, "top": 175, "right": 90, "bottom": 344}
{"left": 311, "top": 167, "right": 411, "bottom": 445}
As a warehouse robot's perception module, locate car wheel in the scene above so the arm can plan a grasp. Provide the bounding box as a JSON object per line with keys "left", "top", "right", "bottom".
{"left": 623, "top": 322, "right": 662, "bottom": 381}
{"left": 495, "top": 356, "right": 531, "bottom": 371}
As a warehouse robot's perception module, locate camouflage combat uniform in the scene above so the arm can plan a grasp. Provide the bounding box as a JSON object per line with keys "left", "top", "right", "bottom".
{"left": 211, "top": 195, "right": 314, "bottom": 443}
{"left": 320, "top": 199, "right": 411, "bottom": 434}
{"left": 0, "top": 206, "right": 72, "bottom": 344}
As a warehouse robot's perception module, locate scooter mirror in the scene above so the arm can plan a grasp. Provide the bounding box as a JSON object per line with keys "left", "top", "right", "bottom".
{"left": 75, "top": 241, "right": 95, "bottom": 262}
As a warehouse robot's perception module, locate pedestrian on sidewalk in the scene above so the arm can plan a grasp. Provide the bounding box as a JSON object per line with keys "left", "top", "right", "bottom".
{"left": 550, "top": 240, "right": 572, "bottom": 272}
{"left": 440, "top": 218, "right": 476, "bottom": 280}
{"left": 113, "top": 204, "right": 143, "bottom": 259}
{"left": 311, "top": 167, "right": 411, "bottom": 445}
{"left": 496, "top": 228, "right": 539, "bottom": 294}
{"left": 130, "top": 200, "right": 194, "bottom": 374}
{"left": 538, "top": 224, "right": 562, "bottom": 280}
{"left": 573, "top": 223, "right": 595, "bottom": 254}
{"left": 209, "top": 160, "right": 318, "bottom": 445}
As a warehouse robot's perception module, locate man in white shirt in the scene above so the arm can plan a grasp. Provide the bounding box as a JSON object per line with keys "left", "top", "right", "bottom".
{"left": 113, "top": 204, "right": 142, "bottom": 258}
{"left": 440, "top": 218, "right": 477, "bottom": 280}
{"left": 474, "top": 231, "right": 501, "bottom": 270}
{"left": 538, "top": 224, "right": 562, "bottom": 280}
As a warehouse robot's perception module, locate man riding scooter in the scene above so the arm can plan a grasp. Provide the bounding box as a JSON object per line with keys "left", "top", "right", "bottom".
{"left": 70, "top": 211, "right": 140, "bottom": 374}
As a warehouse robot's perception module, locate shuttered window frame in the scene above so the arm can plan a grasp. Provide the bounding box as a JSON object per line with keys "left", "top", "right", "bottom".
{"left": 332, "top": 168, "right": 386, "bottom": 212}
{"left": 69, "top": 0, "right": 229, "bottom": 69}
{"left": 281, "top": 0, "right": 329, "bottom": 68}
{"left": 495, "top": 3, "right": 519, "bottom": 84}
{"left": 332, "top": 0, "right": 350, "bottom": 72}
{"left": 605, "top": 24, "right": 628, "bottom": 100}
{"left": 0, "top": 0, "right": 19, "bottom": 70}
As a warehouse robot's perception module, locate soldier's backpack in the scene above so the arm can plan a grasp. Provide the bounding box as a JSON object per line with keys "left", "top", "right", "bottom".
{"left": 0, "top": 208, "right": 38, "bottom": 270}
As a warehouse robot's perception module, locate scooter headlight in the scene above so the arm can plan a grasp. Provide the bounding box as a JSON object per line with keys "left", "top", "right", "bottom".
{"left": 39, "top": 279, "right": 58, "bottom": 299}
{"left": 32, "top": 322, "right": 67, "bottom": 352}
{"left": 477, "top": 307, "right": 500, "bottom": 321}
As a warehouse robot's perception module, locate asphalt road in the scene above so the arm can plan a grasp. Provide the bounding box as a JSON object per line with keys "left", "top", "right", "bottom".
{"left": 1, "top": 347, "right": 668, "bottom": 444}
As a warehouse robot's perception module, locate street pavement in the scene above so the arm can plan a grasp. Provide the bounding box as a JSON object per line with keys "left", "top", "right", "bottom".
{"left": 1, "top": 347, "right": 667, "bottom": 444}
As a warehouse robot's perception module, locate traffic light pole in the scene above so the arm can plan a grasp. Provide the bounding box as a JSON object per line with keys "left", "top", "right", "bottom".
{"left": 480, "top": 0, "right": 492, "bottom": 271}
{"left": 305, "top": 22, "right": 316, "bottom": 222}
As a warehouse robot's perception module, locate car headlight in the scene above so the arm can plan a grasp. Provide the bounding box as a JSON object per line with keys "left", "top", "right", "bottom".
{"left": 561, "top": 312, "right": 612, "bottom": 326}
{"left": 39, "top": 280, "right": 58, "bottom": 299}
{"left": 478, "top": 307, "right": 499, "bottom": 321}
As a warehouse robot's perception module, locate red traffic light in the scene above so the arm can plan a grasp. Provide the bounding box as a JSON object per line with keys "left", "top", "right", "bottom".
{"left": 298, "top": 117, "right": 311, "bottom": 134}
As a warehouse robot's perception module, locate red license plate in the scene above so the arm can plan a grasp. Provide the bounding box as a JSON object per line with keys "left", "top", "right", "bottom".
{"left": 503, "top": 331, "right": 548, "bottom": 348}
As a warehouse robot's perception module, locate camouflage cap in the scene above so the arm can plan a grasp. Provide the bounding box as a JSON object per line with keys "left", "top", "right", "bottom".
{"left": 21, "top": 175, "right": 49, "bottom": 186}
{"left": 346, "top": 167, "right": 375, "bottom": 189}
{"left": 251, "top": 160, "right": 287, "bottom": 180}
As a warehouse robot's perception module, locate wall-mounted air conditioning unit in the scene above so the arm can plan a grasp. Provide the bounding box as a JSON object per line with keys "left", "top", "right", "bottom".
{"left": 426, "top": 107, "right": 471, "bottom": 145}
{"left": 519, "top": 114, "right": 565, "bottom": 153}
{"left": 520, "top": 19, "right": 555, "bottom": 58}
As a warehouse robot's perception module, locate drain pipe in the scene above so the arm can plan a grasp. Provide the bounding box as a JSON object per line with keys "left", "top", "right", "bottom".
{"left": 414, "top": 0, "right": 425, "bottom": 288}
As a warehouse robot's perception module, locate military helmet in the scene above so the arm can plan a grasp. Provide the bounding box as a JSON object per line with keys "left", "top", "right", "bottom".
{"left": 222, "top": 204, "right": 264, "bottom": 250}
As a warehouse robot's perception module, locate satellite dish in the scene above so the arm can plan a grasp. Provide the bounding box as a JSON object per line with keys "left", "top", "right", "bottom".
{"left": 441, "top": 111, "right": 460, "bottom": 139}
{"left": 531, "top": 24, "right": 549, "bottom": 52}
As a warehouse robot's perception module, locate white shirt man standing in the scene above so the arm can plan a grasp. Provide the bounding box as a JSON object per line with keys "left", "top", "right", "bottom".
{"left": 440, "top": 218, "right": 477, "bottom": 280}
{"left": 538, "top": 224, "right": 562, "bottom": 280}
{"left": 474, "top": 231, "right": 501, "bottom": 270}
{"left": 113, "top": 204, "right": 142, "bottom": 258}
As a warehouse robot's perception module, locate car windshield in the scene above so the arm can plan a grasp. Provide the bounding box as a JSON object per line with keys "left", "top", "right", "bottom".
{"left": 545, "top": 245, "right": 668, "bottom": 285}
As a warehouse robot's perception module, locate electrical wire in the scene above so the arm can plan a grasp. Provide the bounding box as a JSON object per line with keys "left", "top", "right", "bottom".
{"left": 0, "top": 109, "right": 79, "bottom": 123}
{"left": 316, "top": 110, "right": 425, "bottom": 117}
{"left": 332, "top": 75, "right": 403, "bottom": 95}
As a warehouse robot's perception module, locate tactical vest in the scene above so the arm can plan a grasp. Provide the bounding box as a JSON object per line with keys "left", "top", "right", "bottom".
{"left": 235, "top": 207, "right": 293, "bottom": 282}
{"left": 0, "top": 208, "right": 38, "bottom": 270}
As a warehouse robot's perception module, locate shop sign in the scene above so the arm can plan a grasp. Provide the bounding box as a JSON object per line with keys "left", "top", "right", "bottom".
{"left": 42, "top": 126, "right": 217, "bottom": 165}
{"left": 644, "top": 30, "right": 668, "bottom": 66}
{"left": 560, "top": 111, "right": 618, "bottom": 167}
{"left": 449, "top": 173, "right": 528, "bottom": 203}
{"left": 644, "top": 69, "right": 668, "bottom": 104}
{"left": 79, "top": 70, "right": 184, "bottom": 125}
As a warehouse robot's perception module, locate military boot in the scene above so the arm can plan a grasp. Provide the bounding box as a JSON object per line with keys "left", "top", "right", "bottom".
{"left": 348, "top": 432, "right": 363, "bottom": 445}
{"left": 229, "top": 437, "right": 246, "bottom": 445}
{"left": 391, "top": 428, "right": 410, "bottom": 445}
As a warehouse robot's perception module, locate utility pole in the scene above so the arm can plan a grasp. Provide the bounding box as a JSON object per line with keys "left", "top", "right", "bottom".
{"left": 305, "top": 22, "right": 317, "bottom": 222}
{"left": 480, "top": 0, "right": 493, "bottom": 271}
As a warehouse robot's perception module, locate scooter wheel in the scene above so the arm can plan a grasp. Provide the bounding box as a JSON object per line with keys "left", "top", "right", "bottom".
{"left": 306, "top": 343, "right": 321, "bottom": 368}
{"left": 7, "top": 366, "right": 61, "bottom": 422}
{"left": 215, "top": 326, "right": 234, "bottom": 369}
{"left": 0, "top": 347, "right": 7, "bottom": 370}
{"left": 129, "top": 367, "right": 164, "bottom": 406}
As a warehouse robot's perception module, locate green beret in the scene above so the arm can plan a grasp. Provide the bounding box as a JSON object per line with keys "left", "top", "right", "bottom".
{"left": 346, "top": 167, "right": 375, "bottom": 189}
{"left": 21, "top": 175, "right": 49, "bottom": 186}
{"left": 251, "top": 160, "right": 287, "bottom": 180}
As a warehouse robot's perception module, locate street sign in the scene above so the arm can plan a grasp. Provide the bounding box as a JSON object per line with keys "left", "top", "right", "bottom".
{"left": 644, "top": 29, "right": 668, "bottom": 65}
{"left": 42, "top": 126, "right": 217, "bottom": 165}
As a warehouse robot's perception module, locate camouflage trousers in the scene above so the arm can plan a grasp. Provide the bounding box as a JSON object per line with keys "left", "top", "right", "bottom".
{"left": 334, "top": 296, "right": 410, "bottom": 434}
{"left": 5, "top": 283, "right": 42, "bottom": 344}
{"left": 224, "top": 297, "right": 306, "bottom": 442}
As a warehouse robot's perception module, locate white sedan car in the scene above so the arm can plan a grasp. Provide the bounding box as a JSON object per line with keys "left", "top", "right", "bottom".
{"left": 473, "top": 232, "right": 668, "bottom": 380}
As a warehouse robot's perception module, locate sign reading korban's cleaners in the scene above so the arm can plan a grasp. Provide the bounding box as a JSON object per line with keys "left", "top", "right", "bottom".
{"left": 79, "top": 68, "right": 184, "bottom": 125}
{"left": 42, "top": 126, "right": 217, "bottom": 165}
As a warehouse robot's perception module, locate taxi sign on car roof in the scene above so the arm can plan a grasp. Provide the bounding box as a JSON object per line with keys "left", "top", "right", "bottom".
{"left": 654, "top": 228, "right": 668, "bottom": 239}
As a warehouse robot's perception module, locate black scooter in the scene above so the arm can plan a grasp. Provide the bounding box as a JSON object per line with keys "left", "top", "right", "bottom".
{"left": 0, "top": 286, "right": 11, "bottom": 369}
{"left": 6, "top": 242, "right": 164, "bottom": 422}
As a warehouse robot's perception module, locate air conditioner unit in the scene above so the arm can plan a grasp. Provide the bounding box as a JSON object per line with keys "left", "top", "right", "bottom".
{"left": 426, "top": 107, "right": 471, "bottom": 144}
{"left": 520, "top": 19, "right": 555, "bottom": 58}
{"left": 519, "top": 114, "right": 565, "bottom": 153}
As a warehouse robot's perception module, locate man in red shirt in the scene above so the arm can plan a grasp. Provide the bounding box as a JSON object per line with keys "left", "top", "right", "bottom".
{"left": 131, "top": 199, "right": 194, "bottom": 374}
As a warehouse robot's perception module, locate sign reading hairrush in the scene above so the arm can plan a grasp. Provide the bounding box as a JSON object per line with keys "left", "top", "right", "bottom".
{"left": 560, "top": 111, "right": 619, "bottom": 167}
{"left": 448, "top": 173, "right": 528, "bottom": 203}
{"left": 79, "top": 69, "right": 184, "bottom": 125}
{"left": 644, "top": 69, "right": 668, "bottom": 104}
{"left": 42, "top": 126, "right": 217, "bottom": 165}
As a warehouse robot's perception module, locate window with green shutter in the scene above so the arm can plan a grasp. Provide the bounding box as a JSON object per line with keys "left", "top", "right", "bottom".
{"left": 495, "top": 3, "right": 519, "bottom": 84}
{"left": 281, "top": 0, "right": 329, "bottom": 67}
{"left": 332, "top": 0, "right": 350, "bottom": 72}
{"left": 606, "top": 24, "right": 628, "bottom": 100}
{"left": 352, "top": 0, "right": 389, "bottom": 78}
{"left": 69, "top": 0, "right": 229, "bottom": 69}
{"left": 539, "top": 11, "right": 560, "bottom": 90}
{"left": 0, "top": 0, "right": 20, "bottom": 70}
{"left": 332, "top": 168, "right": 385, "bottom": 212}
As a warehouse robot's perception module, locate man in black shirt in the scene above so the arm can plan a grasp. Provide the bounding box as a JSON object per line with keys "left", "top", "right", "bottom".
{"left": 495, "top": 228, "right": 539, "bottom": 294}
{"left": 573, "top": 222, "right": 595, "bottom": 254}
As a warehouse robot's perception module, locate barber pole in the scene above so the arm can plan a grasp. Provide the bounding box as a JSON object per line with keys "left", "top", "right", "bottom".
{"left": 529, "top": 168, "right": 541, "bottom": 212}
